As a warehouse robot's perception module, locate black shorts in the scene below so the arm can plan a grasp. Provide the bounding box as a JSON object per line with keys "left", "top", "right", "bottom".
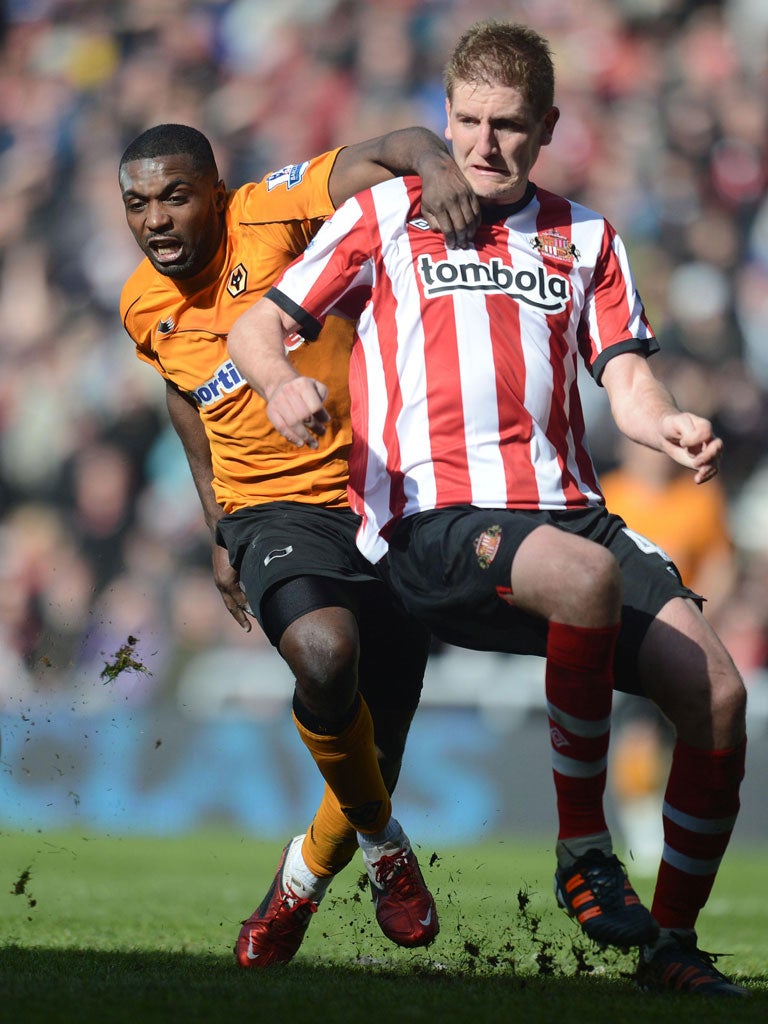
{"left": 216, "top": 502, "right": 377, "bottom": 612}
{"left": 381, "top": 504, "right": 701, "bottom": 696}
{"left": 216, "top": 502, "right": 429, "bottom": 714}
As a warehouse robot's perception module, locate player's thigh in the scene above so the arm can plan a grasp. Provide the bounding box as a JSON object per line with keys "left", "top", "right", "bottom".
{"left": 232, "top": 502, "right": 375, "bottom": 645}
{"left": 597, "top": 515, "right": 701, "bottom": 695}
{"left": 509, "top": 524, "right": 620, "bottom": 622}
{"left": 355, "top": 583, "right": 431, "bottom": 723}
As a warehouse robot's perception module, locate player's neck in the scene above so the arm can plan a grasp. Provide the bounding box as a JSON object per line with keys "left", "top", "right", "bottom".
{"left": 480, "top": 181, "right": 536, "bottom": 222}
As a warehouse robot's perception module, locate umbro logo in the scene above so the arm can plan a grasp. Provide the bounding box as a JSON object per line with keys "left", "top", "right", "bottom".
{"left": 263, "top": 545, "right": 294, "bottom": 566}
{"left": 550, "top": 726, "right": 570, "bottom": 749}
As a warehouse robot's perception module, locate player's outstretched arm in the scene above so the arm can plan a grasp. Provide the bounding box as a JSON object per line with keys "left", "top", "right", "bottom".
{"left": 165, "top": 381, "right": 252, "bottom": 631}
{"left": 228, "top": 298, "right": 330, "bottom": 450}
{"left": 602, "top": 352, "right": 722, "bottom": 484}
{"left": 329, "top": 127, "right": 480, "bottom": 249}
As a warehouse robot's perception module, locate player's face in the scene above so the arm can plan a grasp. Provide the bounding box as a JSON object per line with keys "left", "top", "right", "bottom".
{"left": 120, "top": 154, "right": 227, "bottom": 278}
{"left": 445, "top": 80, "right": 559, "bottom": 204}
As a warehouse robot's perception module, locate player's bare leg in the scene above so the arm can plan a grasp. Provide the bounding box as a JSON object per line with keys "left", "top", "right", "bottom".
{"left": 634, "top": 598, "right": 748, "bottom": 995}
{"left": 512, "top": 526, "right": 658, "bottom": 948}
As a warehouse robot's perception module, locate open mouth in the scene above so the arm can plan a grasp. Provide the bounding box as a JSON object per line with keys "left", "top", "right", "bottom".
{"left": 147, "top": 237, "right": 185, "bottom": 265}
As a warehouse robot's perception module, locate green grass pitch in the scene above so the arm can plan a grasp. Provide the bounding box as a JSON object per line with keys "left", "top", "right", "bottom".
{"left": 1, "top": 831, "right": 766, "bottom": 1023}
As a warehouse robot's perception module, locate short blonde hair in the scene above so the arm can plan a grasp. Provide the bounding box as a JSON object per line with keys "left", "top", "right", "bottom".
{"left": 443, "top": 21, "right": 555, "bottom": 117}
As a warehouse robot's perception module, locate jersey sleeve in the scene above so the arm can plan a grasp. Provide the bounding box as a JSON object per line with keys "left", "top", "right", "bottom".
{"left": 580, "top": 223, "right": 659, "bottom": 383}
{"left": 236, "top": 148, "right": 343, "bottom": 224}
{"left": 268, "top": 191, "right": 377, "bottom": 335}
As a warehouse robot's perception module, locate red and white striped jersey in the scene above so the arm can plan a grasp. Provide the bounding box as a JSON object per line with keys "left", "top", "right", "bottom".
{"left": 268, "top": 176, "right": 658, "bottom": 563}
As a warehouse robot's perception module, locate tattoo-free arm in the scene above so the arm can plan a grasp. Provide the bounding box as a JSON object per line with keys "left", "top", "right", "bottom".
{"left": 165, "top": 380, "right": 252, "bottom": 631}
{"left": 602, "top": 352, "right": 722, "bottom": 485}
{"left": 329, "top": 127, "right": 480, "bottom": 249}
{"left": 227, "top": 298, "right": 330, "bottom": 450}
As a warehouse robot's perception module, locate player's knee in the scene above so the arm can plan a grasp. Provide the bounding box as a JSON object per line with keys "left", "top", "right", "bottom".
{"left": 284, "top": 618, "right": 359, "bottom": 712}
{"left": 590, "top": 543, "right": 621, "bottom": 594}
{"left": 711, "top": 667, "right": 748, "bottom": 741}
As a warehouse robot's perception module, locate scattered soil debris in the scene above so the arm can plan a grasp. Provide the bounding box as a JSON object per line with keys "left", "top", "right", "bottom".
{"left": 100, "top": 636, "right": 151, "bottom": 683}
{"left": 11, "top": 866, "right": 37, "bottom": 909}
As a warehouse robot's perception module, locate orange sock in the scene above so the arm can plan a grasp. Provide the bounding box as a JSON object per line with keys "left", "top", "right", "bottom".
{"left": 301, "top": 785, "right": 359, "bottom": 877}
{"left": 292, "top": 695, "right": 392, "bottom": 834}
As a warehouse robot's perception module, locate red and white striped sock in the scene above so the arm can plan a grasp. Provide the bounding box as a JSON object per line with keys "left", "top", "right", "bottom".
{"left": 651, "top": 737, "right": 745, "bottom": 929}
{"left": 546, "top": 620, "right": 619, "bottom": 843}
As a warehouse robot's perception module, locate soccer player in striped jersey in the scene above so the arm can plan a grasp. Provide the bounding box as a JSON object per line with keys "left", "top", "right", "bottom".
{"left": 119, "top": 122, "right": 480, "bottom": 966}
{"left": 229, "top": 22, "right": 749, "bottom": 996}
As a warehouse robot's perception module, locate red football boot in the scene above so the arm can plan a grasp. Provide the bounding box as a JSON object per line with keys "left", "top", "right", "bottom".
{"left": 235, "top": 836, "right": 320, "bottom": 968}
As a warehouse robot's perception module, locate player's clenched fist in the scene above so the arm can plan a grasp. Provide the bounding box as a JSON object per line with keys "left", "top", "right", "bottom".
{"left": 267, "top": 376, "right": 330, "bottom": 448}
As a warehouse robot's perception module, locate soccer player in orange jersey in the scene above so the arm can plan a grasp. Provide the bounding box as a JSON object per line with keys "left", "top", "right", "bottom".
{"left": 119, "top": 122, "right": 480, "bottom": 965}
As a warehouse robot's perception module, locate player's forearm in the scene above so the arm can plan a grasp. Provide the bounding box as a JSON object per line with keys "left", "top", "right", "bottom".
{"left": 165, "top": 381, "right": 224, "bottom": 534}
{"left": 331, "top": 128, "right": 453, "bottom": 204}
{"left": 611, "top": 376, "right": 680, "bottom": 450}
{"left": 228, "top": 298, "right": 299, "bottom": 401}
{"left": 368, "top": 129, "right": 480, "bottom": 250}
{"left": 368, "top": 127, "right": 453, "bottom": 177}
{"left": 187, "top": 456, "right": 225, "bottom": 535}
{"left": 603, "top": 353, "right": 721, "bottom": 482}
{"left": 602, "top": 353, "right": 678, "bottom": 450}
{"left": 331, "top": 128, "right": 478, "bottom": 248}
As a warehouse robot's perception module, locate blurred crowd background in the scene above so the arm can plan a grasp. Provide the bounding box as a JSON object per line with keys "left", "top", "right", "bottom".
{"left": 1, "top": 0, "right": 768, "bottom": 727}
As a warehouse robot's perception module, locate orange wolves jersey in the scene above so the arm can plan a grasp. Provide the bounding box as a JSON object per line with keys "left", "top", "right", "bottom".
{"left": 120, "top": 148, "right": 353, "bottom": 512}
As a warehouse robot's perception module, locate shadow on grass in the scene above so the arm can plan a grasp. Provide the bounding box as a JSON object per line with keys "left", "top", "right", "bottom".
{"left": 1, "top": 945, "right": 766, "bottom": 1024}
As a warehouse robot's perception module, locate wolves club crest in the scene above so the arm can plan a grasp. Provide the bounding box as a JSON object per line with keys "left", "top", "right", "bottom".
{"left": 227, "top": 263, "right": 248, "bottom": 297}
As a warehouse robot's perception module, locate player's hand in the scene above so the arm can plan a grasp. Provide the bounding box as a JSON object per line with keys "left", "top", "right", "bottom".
{"left": 213, "top": 542, "right": 252, "bottom": 631}
{"left": 659, "top": 412, "right": 723, "bottom": 484}
{"left": 266, "top": 376, "right": 330, "bottom": 448}
{"left": 419, "top": 154, "right": 480, "bottom": 249}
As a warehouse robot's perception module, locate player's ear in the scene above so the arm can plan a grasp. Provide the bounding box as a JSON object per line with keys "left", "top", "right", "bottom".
{"left": 214, "top": 179, "right": 227, "bottom": 212}
{"left": 540, "top": 106, "right": 560, "bottom": 146}
{"left": 444, "top": 97, "right": 453, "bottom": 143}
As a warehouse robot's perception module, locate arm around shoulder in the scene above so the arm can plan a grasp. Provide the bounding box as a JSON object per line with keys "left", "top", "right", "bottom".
{"left": 329, "top": 128, "right": 479, "bottom": 248}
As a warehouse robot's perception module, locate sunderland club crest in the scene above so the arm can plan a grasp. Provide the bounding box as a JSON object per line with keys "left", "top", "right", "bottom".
{"left": 530, "top": 230, "right": 580, "bottom": 264}
{"left": 474, "top": 524, "right": 502, "bottom": 569}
